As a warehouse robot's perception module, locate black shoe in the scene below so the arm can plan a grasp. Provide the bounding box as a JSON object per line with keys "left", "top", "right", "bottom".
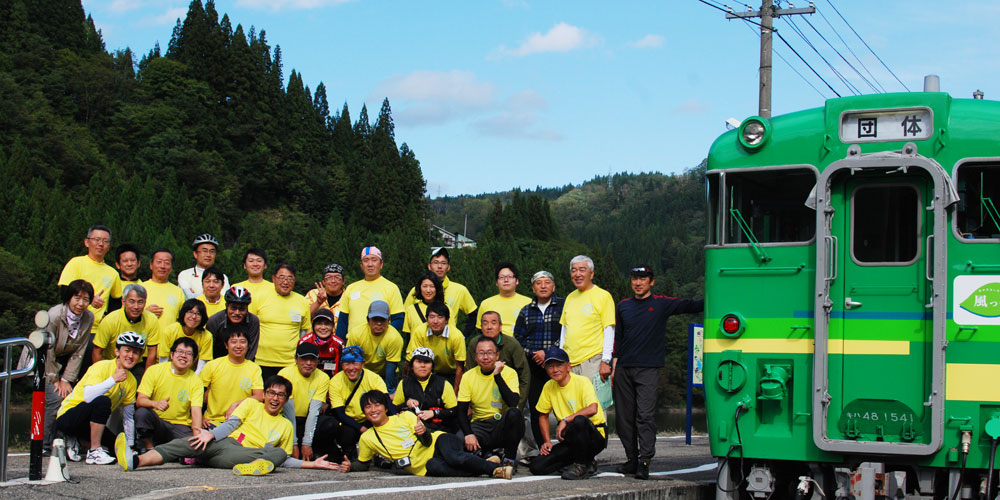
{"left": 635, "top": 460, "right": 649, "bottom": 480}
{"left": 616, "top": 459, "right": 637, "bottom": 475}
{"left": 561, "top": 463, "right": 590, "bottom": 480}
{"left": 588, "top": 460, "right": 598, "bottom": 476}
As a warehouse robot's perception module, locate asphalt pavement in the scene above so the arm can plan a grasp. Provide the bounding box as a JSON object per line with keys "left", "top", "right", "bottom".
{"left": 0, "top": 435, "right": 716, "bottom": 500}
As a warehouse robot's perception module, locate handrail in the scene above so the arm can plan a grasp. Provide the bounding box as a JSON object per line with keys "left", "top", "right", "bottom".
{"left": 1, "top": 337, "right": 38, "bottom": 483}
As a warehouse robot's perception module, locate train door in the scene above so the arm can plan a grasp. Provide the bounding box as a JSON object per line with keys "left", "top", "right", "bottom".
{"left": 813, "top": 144, "right": 950, "bottom": 456}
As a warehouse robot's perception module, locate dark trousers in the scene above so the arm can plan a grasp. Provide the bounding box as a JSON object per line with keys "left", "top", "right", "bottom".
{"left": 297, "top": 415, "right": 348, "bottom": 459}
{"left": 425, "top": 433, "right": 498, "bottom": 477}
{"left": 470, "top": 407, "right": 524, "bottom": 459}
{"left": 56, "top": 396, "right": 112, "bottom": 443}
{"left": 316, "top": 416, "right": 362, "bottom": 460}
{"left": 135, "top": 407, "right": 192, "bottom": 445}
{"left": 526, "top": 361, "right": 550, "bottom": 445}
{"left": 529, "top": 415, "right": 607, "bottom": 475}
{"left": 44, "top": 383, "right": 65, "bottom": 453}
{"left": 613, "top": 366, "right": 659, "bottom": 460}
{"left": 260, "top": 365, "right": 282, "bottom": 381}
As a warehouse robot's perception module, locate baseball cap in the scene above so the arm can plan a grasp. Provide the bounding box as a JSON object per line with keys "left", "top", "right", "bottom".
{"left": 531, "top": 270, "right": 554, "bottom": 284}
{"left": 367, "top": 300, "right": 390, "bottom": 319}
{"left": 312, "top": 308, "right": 335, "bottom": 323}
{"left": 543, "top": 346, "right": 570, "bottom": 364}
{"left": 630, "top": 265, "right": 654, "bottom": 278}
{"left": 411, "top": 347, "right": 435, "bottom": 362}
{"left": 361, "top": 246, "right": 382, "bottom": 260}
{"left": 430, "top": 248, "right": 450, "bottom": 261}
{"left": 296, "top": 342, "right": 320, "bottom": 358}
{"left": 341, "top": 345, "right": 365, "bottom": 363}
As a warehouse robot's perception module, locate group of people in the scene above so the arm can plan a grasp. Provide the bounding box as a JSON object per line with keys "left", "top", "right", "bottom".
{"left": 43, "top": 224, "right": 703, "bottom": 482}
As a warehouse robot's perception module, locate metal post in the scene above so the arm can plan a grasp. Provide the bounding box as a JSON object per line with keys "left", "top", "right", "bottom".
{"left": 1, "top": 344, "right": 11, "bottom": 483}
{"left": 686, "top": 324, "right": 694, "bottom": 446}
{"left": 29, "top": 339, "right": 48, "bottom": 480}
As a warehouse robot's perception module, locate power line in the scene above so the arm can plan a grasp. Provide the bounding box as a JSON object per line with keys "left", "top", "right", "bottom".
{"left": 784, "top": 16, "right": 859, "bottom": 95}
{"left": 774, "top": 30, "right": 841, "bottom": 97}
{"left": 814, "top": 5, "right": 886, "bottom": 92}
{"left": 739, "top": 18, "right": 828, "bottom": 99}
{"left": 824, "top": 0, "right": 910, "bottom": 91}
{"left": 802, "top": 16, "right": 880, "bottom": 93}
{"left": 696, "top": 0, "right": 774, "bottom": 32}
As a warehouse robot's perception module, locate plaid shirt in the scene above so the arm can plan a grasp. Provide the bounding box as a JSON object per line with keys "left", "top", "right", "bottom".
{"left": 513, "top": 295, "right": 565, "bottom": 354}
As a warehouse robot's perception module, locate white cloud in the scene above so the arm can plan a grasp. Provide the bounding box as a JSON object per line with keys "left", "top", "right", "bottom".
{"left": 471, "top": 91, "right": 563, "bottom": 141}
{"left": 139, "top": 7, "right": 187, "bottom": 27}
{"left": 495, "top": 22, "right": 598, "bottom": 57}
{"left": 630, "top": 34, "right": 664, "bottom": 49}
{"left": 672, "top": 98, "right": 710, "bottom": 114}
{"left": 371, "top": 70, "right": 497, "bottom": 125}
{"left": 236, "top": 0, "right": 354, "bottom": 11}
{"left": 109, "top": 0, "right": 142, "bottom": 13}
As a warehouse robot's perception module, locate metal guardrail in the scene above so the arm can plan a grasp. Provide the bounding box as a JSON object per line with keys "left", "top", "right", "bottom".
{"left": 0, "top": 338, "right": 37, "bottom": 483}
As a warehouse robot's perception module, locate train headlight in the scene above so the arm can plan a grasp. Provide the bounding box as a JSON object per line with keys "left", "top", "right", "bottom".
{"left": 738, "top": 117, "right": 770, "bottom": 151}
{"left": 720, "top": 313, "right": 746, "bottom": 338}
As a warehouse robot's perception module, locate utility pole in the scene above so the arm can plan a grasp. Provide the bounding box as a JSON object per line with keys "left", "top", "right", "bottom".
{"left": 726, "top": 1, "right": 815, "bottom": 118}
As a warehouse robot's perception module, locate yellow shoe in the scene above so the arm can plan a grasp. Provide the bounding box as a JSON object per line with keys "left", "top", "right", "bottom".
{"left": 114, "top": 433, "right": 133, "bottom": 472}
{"left": 486, "top": 455, "right": 501, "bottom": 465}
{"left": 233, "top": 459, "right": 274, "bottom": 476}
{"left": 492, "top": 465, "right": 513, "bottom": 480}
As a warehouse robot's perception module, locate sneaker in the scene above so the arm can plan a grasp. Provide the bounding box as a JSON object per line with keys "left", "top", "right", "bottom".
{"left": 485, "top": 455, "right": 501, "bottom": 465}
{"left": 115, "top": 433, "right": 133, "bottom": 471}
{"left": 635, "top": 460, "right": 649, "bottom": 480}
{"left": 492, "top": 465, "right": 513, "bottom": 480}
{"left": 233, "top": 458, "right": 274, "bottom": 476}
{"left": 588, "top": 460, "right": 599, "bottom": 476}
{"left": 86, "top": 447, "right": 116, "bottom": 465}
{"left": 65, "top": 437, "right": 81, "bottom": 462}
{"left": 561, "top": 463, "right": 590, "bottom": 480}
{"left": 616, "top": 459, "right": 637, "bottom": 475}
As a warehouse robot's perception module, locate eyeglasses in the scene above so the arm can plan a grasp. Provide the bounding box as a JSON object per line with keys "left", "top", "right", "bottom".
{"left": 265, "top": 390, "right": 287, "bottom": 398}
{"left": 324, "top": 275, "right": 344, "bottom": 282}
{"left": 87, "top": 237, "right": 110, "bottom": 245}
{"left": 172, "top": 350, "right": 194, "bottom": 358}
{"left": 497, "top": 275, "right": 516, "bottom": 281}
{"left": 184, "top": 310, "right": 202, "bottom": 317}
{"left": 475, "top": 350, "right": 497, "bottom": 357}
{"left": 274, "top": 275, "right": 296, "bottom": 282}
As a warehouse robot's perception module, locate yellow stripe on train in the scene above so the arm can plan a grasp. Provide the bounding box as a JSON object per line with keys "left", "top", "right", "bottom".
{"left": 704, "top": 338, "right": 910, "bottom": 355}
{"left": 946, "top": 364, "right": 1000, "bottom": 402}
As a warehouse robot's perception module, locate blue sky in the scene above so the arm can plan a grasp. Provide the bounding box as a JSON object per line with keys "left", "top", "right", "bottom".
{"left": 81, "top": 0, "right": 1000, "bottom": 197}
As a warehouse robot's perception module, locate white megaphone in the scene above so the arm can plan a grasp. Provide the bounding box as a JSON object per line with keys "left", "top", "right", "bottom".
{"left": 43, "top": 438, "right": 70, "bottom": 482}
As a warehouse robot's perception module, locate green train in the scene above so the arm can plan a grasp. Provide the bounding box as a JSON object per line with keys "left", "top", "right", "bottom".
{"left": 704, "top": 80, "right": 1000, "bottom": 499}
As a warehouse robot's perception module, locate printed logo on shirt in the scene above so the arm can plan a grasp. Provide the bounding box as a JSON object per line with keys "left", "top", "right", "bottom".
{"left": 581, "top": 304, "right": 595, "bottom": 316}
{"left": 267, "top": 429, "right": 281, "bottom": 443}
{"left": 396, "top": 424, "right": 411, "bottom": 439}
{"left": 177, "top": 389, "right": 190, "bottom": 403}
{"left": 102, "top": 275, "right": 114, "bottom": 288}
{"left": 492, "top": 387, "right": 501, "bottom": 401}
{"left": 167, "top": 294, "right": 180, "bottom": 307}
{"left": 371, "top": 292, "right": 384, "bottom": 301}
{"left": 375, "top": 345, "right": 386, "bottom": 360}
{"left": 240, "top": 377, "right": 252, "bottom": 391}
{"left": 567, "top": 398, "right": 579, "bottom": 412}
{"left": 446, "top": 297, "right": 456, "bottom": 307}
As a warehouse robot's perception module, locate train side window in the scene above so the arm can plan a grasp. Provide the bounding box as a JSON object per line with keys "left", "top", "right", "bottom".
{"left": 707, "top": 173, "right": 721, "bottom": 245}
{"left": 723, "top": 168, "right": 816, "bottom": 244}
{"left": 955, "top": 163, "right": 1000, "bottom": 240}
{"left": 851, "top": 185, "right": 920, "bottom": 264}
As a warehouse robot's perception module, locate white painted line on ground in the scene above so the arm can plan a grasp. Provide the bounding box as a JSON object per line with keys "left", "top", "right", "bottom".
{"left": 651, "top": 462, "right": 717, "bottom": 476}
{"left": 606, "top": 435, "right": 708, "bottom": 441}
{"left": 5, "top": 453, "right": 30, "bottom": 457}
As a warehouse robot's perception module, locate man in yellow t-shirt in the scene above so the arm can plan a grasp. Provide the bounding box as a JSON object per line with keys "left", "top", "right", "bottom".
{"left": 135, "top": 337, "right": 204, "bottom": 449}
{"left": 406, "top": 301, "right": 465, "bottom": 388}
{"left": 234, "top": 248, "right": 273, "bottom": 302}
{"left": 196, "top": 267, "right": 227, "bottom": 319}
{"left": 528, "top": 347, "right": 607, "bottom": 480}
{"left": 327, "top": 346, "right": 387, "bottom": 459}
{"left": 252, "top": 264, "right": 311, "bottom": 380}
{"left": 199, "top": 330, "right": 264, "bottom": 425}
{"left": 336, "top": 246, "right": 404, "bottom": 340}
{"left": 278, "top": 343, "right": 333, "bottom": 461}
{"left": 457, "top": 336, "right": 524, "bottom": 465}
{"left": 143, "top": 249, "right": 186, "bottom": 334}
{"left": 346, "top": 300, "right": 403, "bottom": 387}
{"left": 118, "top": 377, "right": 348, "bottom": 474}
{"left": 559, "top": 255, "right": 616, "bottom": 384}
{"left": 351, "top": 390, "right": 511, "bottom": 479}
{"left": 93, "top": 284, "right": 161, "bottom": 374}
{"left": 58, "top": 225, "right": 122, "bottom": 328}
{"left": 405, "top": 248, "right": 479, "bottom": 334}
{"left": 476, "top": 262, "right": 531, "bottom": 337}
{"left": 57, "top": 331, "right": 143, "bottom": 464}
{"left": 306, "top": 263, "right": 345, "bottom": 326}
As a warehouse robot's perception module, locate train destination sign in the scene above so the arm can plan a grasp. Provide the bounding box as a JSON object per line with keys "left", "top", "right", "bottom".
{"left": 840, "top": 107, "right": 933, "bottom": 143}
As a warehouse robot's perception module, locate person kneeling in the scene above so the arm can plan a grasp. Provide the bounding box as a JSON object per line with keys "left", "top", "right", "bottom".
{"left": 352, "top": 390, "right": 512, "bottom": 479}
{"left": 529, "top": 347, "right": 607, "bottom": 480}
{"left": 116, "top": 376, "right": 348, "bottom": 475}
{"left": 393, "top": 347, "right": 458, "bottom": 433}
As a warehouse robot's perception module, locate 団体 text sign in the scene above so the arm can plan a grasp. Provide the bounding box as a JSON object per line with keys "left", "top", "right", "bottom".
{"left": 840, "top": 107, "right": 933, "bottom": 143}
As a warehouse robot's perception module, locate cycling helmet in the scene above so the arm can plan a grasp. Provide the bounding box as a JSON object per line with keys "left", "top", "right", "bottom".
{"left": 411, "top": 347, "right": 435, "bottom": 362}
{"left": 322, "top": 263, "right": 344, "bottom": 277}
{"left": 224, "top": 285, "right": 252, "bottom": 304}
{"left": 341, "top": 345, "right": 365, "bottom": 364}
{"left": 191, "top": 234, "right": 219, "bottom": 250}
{"left": 116, "top": 331, "right": 146, "bottom": 349}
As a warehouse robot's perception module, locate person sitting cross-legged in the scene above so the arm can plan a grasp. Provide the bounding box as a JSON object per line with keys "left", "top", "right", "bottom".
{"left": 528, "top": 347, "right": 608, "bottom": 480}
{"left": 393, "top": 347, "right": 458, "bottom": 433}
{"left": 116, "top": 376, "right": 349, "bottom": 475}
{"left": 457, "top": 336, "right": 524, "bottom": 467}
{"left": 134, "top": 337, "right": 204, "bottom": 450}
{"left": 351, "top": 390, "right": 512, "bottom": 479}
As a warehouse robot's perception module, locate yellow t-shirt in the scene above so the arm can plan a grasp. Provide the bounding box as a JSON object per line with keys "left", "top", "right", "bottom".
{"left": 346, "top": 326, "right": 403, "bottom": 377}
{"left": 305, "top": 289, "right": 341, "bottom": 322}
{"left": 233, "top": 279, "right": 274, "bottom": 305}
{"left": 536, "top": 373, "right": 607, "bottom": 438}
{"left": 393, "top": 377, "right": 458, "bottom": 408}
{"left": 57, "top": 360, "right": 137, "bottom": 417}
{"left": 405, "top": 324, "right": 466, "bottom": 375}
{"left": 328, "top": 368, "right": 388, "bottom": 423}
{"left": 340, "top": 276, "right": 404, "bottom": 338}
{"left": 228, "top": 398, "right": 294, "bottom": 453}
{"left": 159, "top": 323, "right": 213, "bottom": 362}
{"left": 143, "top": 280, "right": 186, "bottom": 332}
{"left": 199, "top": 357, "right": 264, "bottom": 424}
{"left": 197, "top": 294, "right": 226, "bottom": 320}
{"left": 358, "top": 412, "right": 441, "bottom": 476}
{"left": 253, "top": 292, "right": 311, "bottom": 367}
{"left": 278, "top": 365, "right": 330, "bottom": 417}
{"left": 457, "top": 365, "right": 519, "bottom": 422}
{"left": 137, "top": 361, "right": 204, "bottom": 426}
{"left": 402, "top": 302, "right": 429, "bottom": 335}
{"left": 93, "top": 309, "right": 161, "bottom": 361}
{"left": 477, "top": 294, "right": 532, "bottom": 336}
{"left": 559, "top": 285, "right": 616, "bottom": 365}
{"left": 58, "top": 255, "right": 122, "bottom": 327}
{"left": 404, "top": 277, "right": 477, "bottom": 316}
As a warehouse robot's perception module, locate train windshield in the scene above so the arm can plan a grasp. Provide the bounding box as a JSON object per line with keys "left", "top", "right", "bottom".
{"left": 722, "top": 168, "right": 816, "bottom": 245}
{"left": 955, "top": 163, "right": 1000, "bottom": 240}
